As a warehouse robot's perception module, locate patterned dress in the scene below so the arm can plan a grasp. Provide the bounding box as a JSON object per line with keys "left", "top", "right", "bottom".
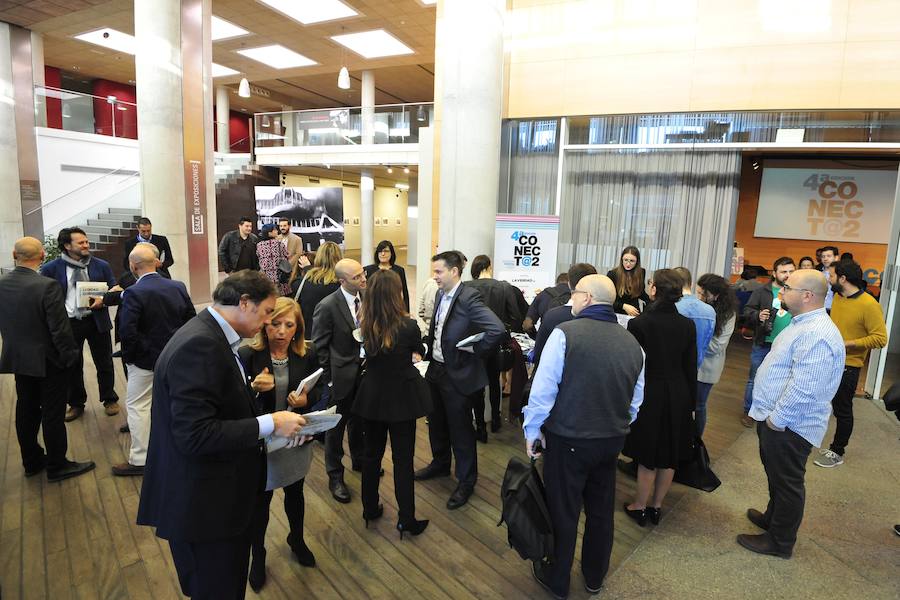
{"left": 256, "top": 238, "right": 289, "bottom": 295}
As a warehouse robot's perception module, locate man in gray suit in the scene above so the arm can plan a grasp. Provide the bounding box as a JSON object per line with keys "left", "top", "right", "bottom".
{"left": 0, "top": 237, "right": 95, "bottom": 482}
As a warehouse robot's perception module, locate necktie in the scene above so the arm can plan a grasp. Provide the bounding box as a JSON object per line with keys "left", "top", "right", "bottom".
{"left": 354, "top": 297, "right": 360, "bottom": 327}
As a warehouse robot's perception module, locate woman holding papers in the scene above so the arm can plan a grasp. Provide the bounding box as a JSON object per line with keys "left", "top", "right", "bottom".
{"left": 353, "top": 270, "right": 432, "bottom": 538}
{"left": 239, "top": 297, "right": 322, "bottom": 591}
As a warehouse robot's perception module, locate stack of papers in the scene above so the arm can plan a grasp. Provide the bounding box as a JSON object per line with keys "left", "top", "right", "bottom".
{"left": 265, "top": 406, "right": 341, "bottom": 453}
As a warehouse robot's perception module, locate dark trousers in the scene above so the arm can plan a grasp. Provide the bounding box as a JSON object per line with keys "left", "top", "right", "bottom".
{"left": 828, "top": 366, "right": 861, "bottom": 456}
{"left": 361, "top": 419, "right": 417, "bottom": 522}
{"left": 325, "top": 391, "right": 364, "bottom": 477}
{"left": 169, "top": 533, "right": 252, "bottom": 600}
{"left": 426, "top": 362, "right": 477, "bottom": 487}
{"left": 473, "top": 351, "right": 502, "bottom": 427}
{"left": 251, "top": 479, "right": 306, "bottom": 558}
{"left": 15, "top": 368, "right": 69, "bottom": 471}
{"left": 68, "top": 317, "right": 118, "bottom": 408}
{"left": 543, "top": 431, "right": 624, "bottom": 597}
{"left": 757, "top": 423, "right": 812, "bottom": 554}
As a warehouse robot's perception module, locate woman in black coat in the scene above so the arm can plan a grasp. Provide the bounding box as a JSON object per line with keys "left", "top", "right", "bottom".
{"left": 353, "top": 269, "right": 432, "bottom": 538}
{"left": 363, "top": 239, "right": 410, "bottom": 311}
{"left": 239, "top": 297, "right": 323, "bottom": 591}
{"left": 606, "top": 245, "right": 650, "bottom": 316}
{"left": 622, "top": 269, "right": 697, "bottom": 527}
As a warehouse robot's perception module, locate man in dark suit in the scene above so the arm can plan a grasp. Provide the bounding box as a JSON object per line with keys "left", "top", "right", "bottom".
{"left": 416, "top": 251, "right": 505, "bottom": 509}
{"left": 112, "top": 243, "right": 195, "bottom": 477}
{"left": 0, "top": 237, "right": 95, "bottom": 482}
{"left": 137, "top": 270, "right": 306, "bottom": 600}
{"left": 41, "top": 227, "right": 120, "bottom": 422}
{"left": 121, "top": 217, "right": 174, "bottom": 278}
{"left": 311, "top": 258, "right": 367, "bottom": 503}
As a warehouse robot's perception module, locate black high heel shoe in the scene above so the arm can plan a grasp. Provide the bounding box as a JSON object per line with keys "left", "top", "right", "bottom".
{"left": 396, "top": 519, "right": 429, "bottom": 539}
{"left": 646, "top": 507, "right": 661, "bottom": 525}
{"left": 287, "top": 533, "right": 316, "bottom": 567}
{"left": 623, "top": 503, "right": 647, "bottom": 527}
{"left": 363, "top": 504, "right": 384, "bottom": 528}
{"left": 248, "top": 547, "right": 266, "bottom": 592}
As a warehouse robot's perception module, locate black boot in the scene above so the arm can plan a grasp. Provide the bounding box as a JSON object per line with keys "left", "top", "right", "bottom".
{"left": 248, "top": 547, "right": 266, "bottom": 592}
{"left": 287, "top": 533, "right": 316, "bottom": 567}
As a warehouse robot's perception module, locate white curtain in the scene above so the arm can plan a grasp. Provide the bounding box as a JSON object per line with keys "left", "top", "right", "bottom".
{"left": 558, "top": 149, "right": 740, "bottom": 279}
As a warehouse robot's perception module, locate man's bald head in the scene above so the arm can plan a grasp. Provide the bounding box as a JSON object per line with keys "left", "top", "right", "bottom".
{"left": 335, "top": 258, "right": 362, "bottom": 280}
{"left": 129, "top": 242, "right": 160, "bottom": 275}
{"left": 782, "top": 269, "right": 827, "bottom": 315}
{"left": 13, "top": 237, "right": 44, "bottom": 267}
{"left": 335, "top": 258, "right": 366, "bottom": 294}
{"left": 793, "top": 269, "right": 828, "bottom": 298}
{"left": 577, "top": 274, "right": 616, "bottom": 305}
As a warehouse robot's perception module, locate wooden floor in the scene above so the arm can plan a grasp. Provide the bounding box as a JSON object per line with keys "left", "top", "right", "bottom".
{"left": 0, "top": 335, "right": 754, "bottom": 600}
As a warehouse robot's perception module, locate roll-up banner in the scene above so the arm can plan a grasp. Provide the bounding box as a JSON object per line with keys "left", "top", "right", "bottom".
{"left": 493, "top": 214, "right": 559, "bottom": 303}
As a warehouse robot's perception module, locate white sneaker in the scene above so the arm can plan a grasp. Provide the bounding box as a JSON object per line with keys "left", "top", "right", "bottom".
{"left": 814, "top": 450, "right": 844, "bottom": 468}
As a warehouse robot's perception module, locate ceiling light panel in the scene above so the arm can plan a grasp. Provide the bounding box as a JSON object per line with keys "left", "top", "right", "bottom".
{"left": 211, "top": 16, "right": 250, "bottom": 41}
{"left": 73, "top": 28, "right": 136, "bottom": 55}
{"left": 331, "top": 29, "right": 414, "bottom": 59}
{"left": 212, "top": 63, "right": 240, "bottom": 77}
{"left": 257, "top": 0, "right": 358, "bottom": 25}
{"left": 237, "top": 45, "right": 317, "bottom": 69}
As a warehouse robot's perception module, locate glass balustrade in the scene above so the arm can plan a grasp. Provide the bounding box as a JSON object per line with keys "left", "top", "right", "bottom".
{"left": 254, "top": 102, "right": 433, "bottom": 148}
{"left": 34, "top": 85, "right": 138, "bottom": 140}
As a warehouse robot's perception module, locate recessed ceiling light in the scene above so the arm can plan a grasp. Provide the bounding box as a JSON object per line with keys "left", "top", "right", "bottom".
{"left": 211, "top": 63, "right": 240, "bottom": 77}
{"left": 74, "top": 28, "right": 135, "bottom": 55}
{"left": 331, "top": 29, "right": 413, "bottom": 59}
{"left": 211, "top": 16, "right": 250, "bottom": 41}
{"left": 419, "top": 0, "right": 437, "bottom": 5}
{"left": 237, "top": 45, "right": 317, "bottom": 69}
{"left": 257, "top": 0, "right": 358, "bottom": 25}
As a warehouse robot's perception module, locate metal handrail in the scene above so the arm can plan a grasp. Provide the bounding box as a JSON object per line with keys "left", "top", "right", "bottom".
{"left": 25, "top": 166, "right": 140, "bottom": 216}
{"left": 254, "top": 101, "right": 433, "bottom": 117}
{"left": 35, "top": 84, "right": 138, "bottom": 108}
{"left": 229, "top": 136, "right": 250, "bottom": 148}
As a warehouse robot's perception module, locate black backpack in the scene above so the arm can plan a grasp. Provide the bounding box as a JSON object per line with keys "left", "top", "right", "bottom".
{"left": 498, "top": 456, "right": 554, "bottom": 562}
{"left": 544, "top": 286, "right": 571, "bottom": 310}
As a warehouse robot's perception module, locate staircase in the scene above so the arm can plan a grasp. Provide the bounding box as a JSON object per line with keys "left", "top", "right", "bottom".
{"left": 83, "top": 207, "right": 141, "bottom": 276}
{"left": 215, "top": 153, "right": 262, "bottom": 194}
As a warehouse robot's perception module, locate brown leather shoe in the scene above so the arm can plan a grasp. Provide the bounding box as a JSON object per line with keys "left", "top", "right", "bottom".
{"left": 746, "top": 508, "right": 769, "bottom": 530}
{"left": 104, "top": 402, "right": 120, "bottom": 416}
{"left": 111, "top": 462, "right": 144, "bottom": 477}
{"left": 740, "top": 413, "right": 755, "bottom": 428}
{"left": 65, "top": 406, "right": 84, "bottom": 422}
{"left": 736, "top": 533, "right": 791, "bottom": 559}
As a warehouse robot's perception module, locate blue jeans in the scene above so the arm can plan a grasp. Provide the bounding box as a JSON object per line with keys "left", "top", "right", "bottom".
{"left": 696, "top": 381, "right": 713, "bottom": 437}
{"left": 743, "top": 343, "right": 771, "bottom": 413}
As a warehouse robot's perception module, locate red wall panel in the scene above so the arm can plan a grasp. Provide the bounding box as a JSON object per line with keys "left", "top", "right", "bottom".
{"left": 44, "top": 66, "right": 62, "bottom": 129}
{"left": 91, "top": 79, "right": 138, "bottom": 139}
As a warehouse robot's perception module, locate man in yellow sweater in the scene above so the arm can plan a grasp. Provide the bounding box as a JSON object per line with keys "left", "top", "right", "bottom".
{"left": 815, "top": 260, "right": 887, "bottom": 468}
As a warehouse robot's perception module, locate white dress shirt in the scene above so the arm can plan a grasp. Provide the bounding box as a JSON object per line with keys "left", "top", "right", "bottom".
{"left": 431, "top": 280, "right": 462, "bottom": 363}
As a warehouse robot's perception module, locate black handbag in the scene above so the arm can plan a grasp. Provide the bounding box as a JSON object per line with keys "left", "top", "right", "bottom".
{"left": 277, "top": 259, "right": 292, "bottom": 284}
{"left": 883, "top": 382, "right": 900, "bottom": 413}
{"left": 673, "top": 437, "right": 721, "bottom": 492}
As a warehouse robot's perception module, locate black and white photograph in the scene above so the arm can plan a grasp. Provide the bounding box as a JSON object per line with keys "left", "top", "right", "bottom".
{"left": 255, "top": 186, "right": 345, "bottom": 250}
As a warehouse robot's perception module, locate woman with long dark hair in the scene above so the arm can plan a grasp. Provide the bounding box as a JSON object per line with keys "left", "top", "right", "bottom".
{"left": 622, "top": 269, "right": 697, "bottom": 526}
{"left": 287, "top": 241, "right": 342, "bottom": 333}
{"left": 694, "top": 273, "right": 737, "bottom": 437}
{"left": 606, "top": 246, "right": 649, "bottom": 316}
{"left": 353, "top": 270, "right": 432, "bottom": 538}
{"left": 364, "top": 239, "right": 410, "bottom": 311}
{"left": 239, "top": 297, "right": 322, "bottom": 591}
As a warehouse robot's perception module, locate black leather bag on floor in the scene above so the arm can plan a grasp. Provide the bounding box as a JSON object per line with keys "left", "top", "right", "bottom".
{"left": 498, "top": 456, "right": 554, "bottom": 562}
{"left": 674, "top": 437, "right": 721, "bottom": 492}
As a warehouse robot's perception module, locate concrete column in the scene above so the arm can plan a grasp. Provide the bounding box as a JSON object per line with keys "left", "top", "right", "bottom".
{"left": 281, "top": 104, "right": 295, "bottom": 146}
{"left": 361, "top": 70, "right": 374, "bottom": 145}
{"left": 435, "top": 0, "right": 504, "bottom": 260}
{"left": 0, "top": 23, "right": 24, "bottom": 268}
{"left": 31, "top": 32, "right": 45, "bottom": 128}
{"left": 215, "top": 85, "right": 229, "bottom": 153}
{"left": 135, "top": 0, "right": 217, "bottom": 299}
{"left": 415, "top": 127, "right": 434, "bottom": 294}
{"left": 360, "top": 169, "right": 374, "bottom": 266}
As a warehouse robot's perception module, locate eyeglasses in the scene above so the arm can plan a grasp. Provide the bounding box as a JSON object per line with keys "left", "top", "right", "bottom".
{"left": 781, "top": 283, "right": 811, "bottom": 294}
{"left": 571, "top": 290, "right": 590, "bottom": 297}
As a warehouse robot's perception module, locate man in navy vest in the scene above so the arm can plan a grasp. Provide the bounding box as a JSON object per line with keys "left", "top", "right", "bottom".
{"left": 41, "top": 227, "right": 120, "bottom": 421}
{"left": 112, "top": 243, "right": 195, "bottom": 476}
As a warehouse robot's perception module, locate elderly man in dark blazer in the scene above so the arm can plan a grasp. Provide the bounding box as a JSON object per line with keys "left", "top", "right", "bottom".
{"left": 112, "top": 243, "right": 195, "bottom": 477}
{"left": 137, "top": 270, "right": 306, "bottom": 600}
{"left": 311, "top": 258, "right": 367, "bottom": 504}
{"left": 40, "top": 226, "right": 120, "bottom": 421}
{"left": 0, "top": 237, "right": 95, "bottom": 482}
{"left": 416, "top": 250, "right": 506, "bottom": 510}
{"left": 121, "top": 217, "right": 174, "bottom": 278}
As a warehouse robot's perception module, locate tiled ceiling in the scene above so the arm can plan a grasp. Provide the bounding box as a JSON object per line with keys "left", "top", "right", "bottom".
{"left": 0, "top": 0, "right": 436, "bottom": 112}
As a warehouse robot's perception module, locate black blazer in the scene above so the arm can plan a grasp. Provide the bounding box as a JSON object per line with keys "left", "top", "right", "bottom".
{"left": 288, "top": 277, "right": 340, "bottom": 334}
{"left": 118, "top": 273, "right": 196, "bottom": 370}
{"left": 238, "top": 343, "right": 323, "bottom": 415}
{"left": 364, "top": 264, "right": 410, "bottom": 311}
{"left": 123, "top": 234, "right": 174, "bottom": 277}
{"left": 137, "top": 310, "right": 265, "bottom": 543}
{"left": 424, "top": 284, "right": 506, "bottom": 395}
{"left": 464, "top": 278, "right": 522, "bottom": 330}
{"left": 0, "top": 266, "right": 78, "bottom": 377}
{"left": 353, "top": 318, "right": 432, "bottom": 422}
{"left": 311, "top": 287, "right": 363, "bottom": 403}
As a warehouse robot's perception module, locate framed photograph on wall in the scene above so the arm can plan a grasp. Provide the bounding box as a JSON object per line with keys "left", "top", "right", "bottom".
{"left": 395, "top": 218, "right": 402, "bottom": 225}
{"left": 374, "top": 218, "right": 381, "bottom": 225}
{"left": 352, "top": 217, "right": 360, "bottom": 226}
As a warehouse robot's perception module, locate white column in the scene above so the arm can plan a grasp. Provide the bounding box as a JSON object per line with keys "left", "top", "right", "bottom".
{"left": 360, "top": 169, "right": 374, "bottom": 266}
{"left": 416, "top": 127, "right": 434, "bottom": 293}
{"left": 281, "top": 104, "right": 295, "bottom": 146}
{"left": 361, "top": 70, "right": 374, "bottom": 145}
{"left": 0, "top": 23, "right": 24, "bottom": 268}
{"left": 215, "top": 85, "right": 229, "bottom": 153}
{"left": 31, "top": 32, "right": 45, "bottom": 128}
{"left": 435, "top": 0, "right": 504, "bottom": 259}
{"left": 135, "top": 0, "right": 217, "bottom": 299}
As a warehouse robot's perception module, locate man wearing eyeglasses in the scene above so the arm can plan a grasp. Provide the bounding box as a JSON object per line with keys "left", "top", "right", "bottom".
{"left": 738, "top": 269, "right": 844, "bottom": 559}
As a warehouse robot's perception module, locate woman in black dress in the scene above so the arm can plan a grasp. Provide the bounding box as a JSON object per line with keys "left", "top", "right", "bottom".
{"left": 364, "top": 239, "right": 410, "bottom": 311}
{"left": 239, "top": 297, "right": 323, "bottom": 591}
{"left": 622, "top": 269, "right": 697, "bottom": 526}
{"left": 353, "top": 269, "right": 432, "bottom": 537}
{"left": 606, "top": 245, "right": 650, "bottom": 316}
{"left": 287, "top": 240, "right": 342, "bottom": 333}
